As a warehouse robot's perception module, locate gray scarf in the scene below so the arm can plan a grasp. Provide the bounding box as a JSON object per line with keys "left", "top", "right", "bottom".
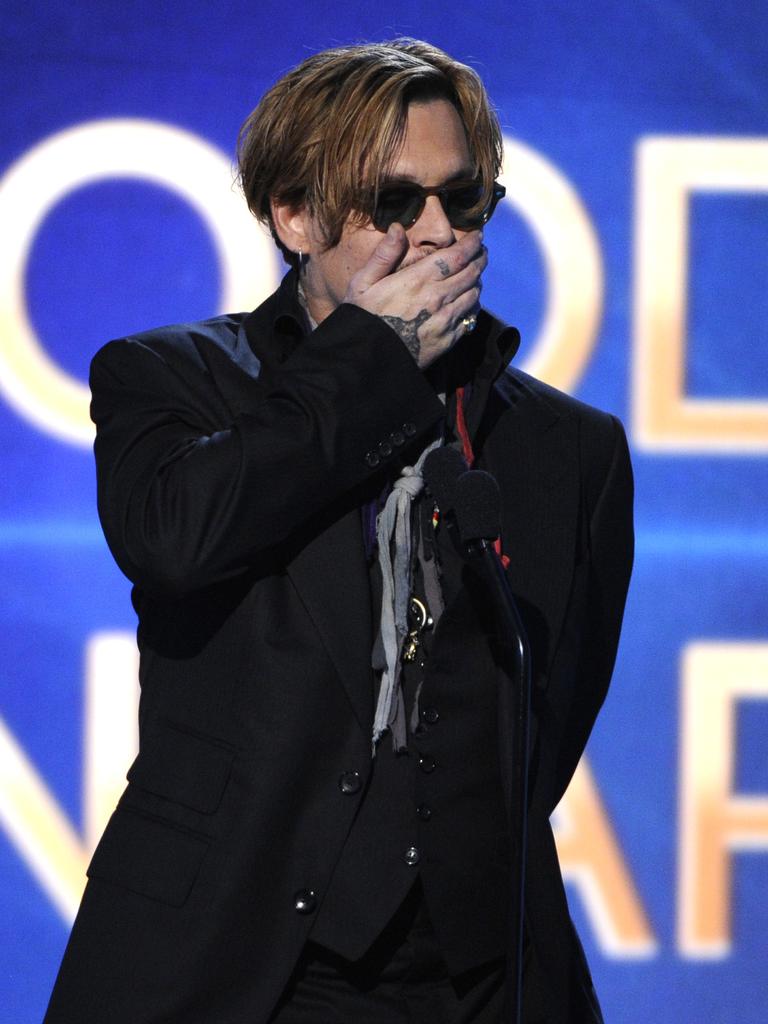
{"left": 372, "top": 438, "right": 442, "bottom": 753}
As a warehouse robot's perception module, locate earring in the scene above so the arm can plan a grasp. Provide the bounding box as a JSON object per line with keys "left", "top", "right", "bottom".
{"left": 297, "top": 247, "right": 304, "bottom": 272}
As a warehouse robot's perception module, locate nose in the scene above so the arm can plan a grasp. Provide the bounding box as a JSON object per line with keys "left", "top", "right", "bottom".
{"left": 408, "top": 194, "right": 455, "bottom": 249}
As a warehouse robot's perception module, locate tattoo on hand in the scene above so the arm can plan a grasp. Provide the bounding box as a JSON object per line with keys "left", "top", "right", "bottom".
{"left": 382, "top": 309, "right": 431, "bottom": 362}
{"left": 435, "top": 258, "right": 451, "bottom": 278}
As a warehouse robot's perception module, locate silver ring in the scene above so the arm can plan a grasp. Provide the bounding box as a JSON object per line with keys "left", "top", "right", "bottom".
{"left": 461, "top": 314, "right": 477, "bottom": 334}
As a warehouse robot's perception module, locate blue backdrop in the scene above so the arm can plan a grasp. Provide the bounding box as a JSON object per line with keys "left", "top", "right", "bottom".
{"left": 2, "top": 2, "right": 768, "bottom": 1021}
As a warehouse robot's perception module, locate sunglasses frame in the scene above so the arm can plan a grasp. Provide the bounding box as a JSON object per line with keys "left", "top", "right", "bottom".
{"left": 369, "top": 179, "right": 506, "bottom": 232}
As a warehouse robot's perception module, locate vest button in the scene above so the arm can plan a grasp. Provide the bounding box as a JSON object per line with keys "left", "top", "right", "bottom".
{"left": 378, "top": 440, "right": 393, "bottom": 458}
{"left": 403, "top": 422, "right": 417, "bottom": 437}
{"left": 365, "top": 450, "right": 381, "bottom": 468}
{"left": 416, "top": 804, "right": 432, "bottom": 821}
{"left": 338, "top": 771, "right": 362, "bottom": 795}
{"left": 404, "top": 846, "right": 420, "bottom": 866}
{"left": 420, "top": 707, "right": 440, "bottom": 725}
{"left": 293, "top": 889, "right": 317, "bottom": 914}
{"left": 418, "top": 755, "right": 437, "bottom": 774}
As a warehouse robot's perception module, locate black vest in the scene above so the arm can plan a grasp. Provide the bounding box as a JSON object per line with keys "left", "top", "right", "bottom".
{"left": 309, "top": 502, "right": 510, "bottom": 975}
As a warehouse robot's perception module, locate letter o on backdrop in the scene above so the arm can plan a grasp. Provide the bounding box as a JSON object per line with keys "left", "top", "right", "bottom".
{"left": 0, "top": 119, "right": 278, "bottom": 446}
{"left": 500, "top": 136, "right": 604, "bottom": 392}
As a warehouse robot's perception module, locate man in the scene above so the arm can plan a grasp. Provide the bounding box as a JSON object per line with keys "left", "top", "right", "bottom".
{"left": 45, "top": 39, "right": 632, "bottom": 1024}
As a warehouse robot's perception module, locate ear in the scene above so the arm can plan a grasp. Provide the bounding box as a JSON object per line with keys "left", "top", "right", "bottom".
{"left": 270, "top": 197, "right": 314, "bottom": 256}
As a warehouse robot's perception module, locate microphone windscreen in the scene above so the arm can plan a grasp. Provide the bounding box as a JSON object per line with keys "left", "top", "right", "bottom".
{"left": 423, "top": 446, "right": 467, "bottom": 513}
{"left": 454, "top": 470, "right": 502, "bottom": 543}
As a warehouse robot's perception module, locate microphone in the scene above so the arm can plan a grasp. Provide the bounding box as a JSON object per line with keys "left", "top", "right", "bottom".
{"left": 423, "top": 449, "right": 503, "bottom": 553}
{"left": 453, "top": 469, "right": 501, "bottom": 546}
{"left": 422, "top": 446, "right": 467, "bottom": 515}
{"left": 451, "top": 470, "right": 520, "bottom": 638}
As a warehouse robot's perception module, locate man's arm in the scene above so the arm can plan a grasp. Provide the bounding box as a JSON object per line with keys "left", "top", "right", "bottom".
{"left": 92, "top": 227, "right": 488, "bottom": 598}
{"left": 551, "top": 413, "right": 634, "bottom": 807}
{"left": 91, "top": 303, "right": 444, "bottom": 598}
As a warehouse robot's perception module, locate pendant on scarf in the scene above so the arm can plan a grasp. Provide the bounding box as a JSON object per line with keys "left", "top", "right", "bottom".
{"left": 402, "top": 596, "right": 433, "bottom": 663}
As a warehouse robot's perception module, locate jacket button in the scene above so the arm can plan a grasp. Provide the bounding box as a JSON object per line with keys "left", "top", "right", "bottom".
{"left": 338, "top": 771, "right": 362, "bottom": 795}
{"left": 403, "top": 422, "right": 417, "bottom": 437}
{"left": 416, "top": 804, "right": 432, "bottom": 821}
{"left": 420, "top": 707, "right": 439, "bottom": 725}
{"left": 418, "top": 755, "right": 436, "bottom": 774}
{"left": 365, "top": 450, "right": 381, "bottom": 468}
{"left": 293, "top": 889, "right": 317, "bottom": 914}
{"left": 404, "top": 846, "right": 420, "bottom": 866}
{"left": 378, "top": 440, "right": 393, "bottom": 458}
{"left": 390, "top": 431, "right": 405, "bottom": 447}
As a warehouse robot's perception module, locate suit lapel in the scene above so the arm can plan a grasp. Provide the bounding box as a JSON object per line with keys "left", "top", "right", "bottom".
{"left": 481, "top": 374, "right": 579, "bottom": 692}
{"left": 286, "top": 506, "right": 374, "bottom": 736}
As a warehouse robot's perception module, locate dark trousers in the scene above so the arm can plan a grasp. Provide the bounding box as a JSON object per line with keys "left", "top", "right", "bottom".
{"left": 269, "top": 883, "right": 506, "bottom": 1024}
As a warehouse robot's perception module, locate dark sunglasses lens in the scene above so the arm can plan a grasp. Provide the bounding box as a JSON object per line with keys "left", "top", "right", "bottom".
{"left": 449, "top": 183, "right": 506, "bottom": 227}
{"left": 444, "top": 183, "right": 487, "bottom": 228}
{"left": 373, "top": 188, "right": 424, "bottom": 230}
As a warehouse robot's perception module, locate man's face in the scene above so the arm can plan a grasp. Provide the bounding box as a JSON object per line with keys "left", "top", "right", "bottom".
{"left": 301, "top": 98, "right": 475, "bottom": 324}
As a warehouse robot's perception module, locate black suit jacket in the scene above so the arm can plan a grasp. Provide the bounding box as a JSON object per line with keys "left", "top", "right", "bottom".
{"left": 45, "top": 274, "right": 633, "bottom": 1023}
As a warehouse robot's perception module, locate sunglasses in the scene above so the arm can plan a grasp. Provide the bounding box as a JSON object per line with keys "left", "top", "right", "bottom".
{"left": 369, "top": 179, "right": 506, "bottom": 232}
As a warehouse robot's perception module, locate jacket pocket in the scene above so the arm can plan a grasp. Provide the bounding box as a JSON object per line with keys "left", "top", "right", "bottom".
{"left": 86, "top": 805, "right": 210, "bottom": 906}
{"left": 126, "top": 719, "right": 235, "bottom": 814}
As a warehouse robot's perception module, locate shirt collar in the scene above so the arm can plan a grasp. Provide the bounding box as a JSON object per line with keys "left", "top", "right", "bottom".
{"left": 242, "top": 268, "right": 308, "bottom": 370}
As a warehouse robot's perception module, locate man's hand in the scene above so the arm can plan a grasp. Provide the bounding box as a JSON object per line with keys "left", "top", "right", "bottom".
{"left": 342, "top": 225, "right": 487, "bottom": 369}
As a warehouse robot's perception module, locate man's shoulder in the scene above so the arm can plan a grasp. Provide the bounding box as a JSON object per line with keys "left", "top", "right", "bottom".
{"left": 90, "top": 313, "right": 258, "bottom": 381}
{"left": 99, "top": 313, "right": 247, "bottom": 358}
{"left": 497, "top": 365, "right": 621, "bottom": 435}
{"left": 492, "top": 365, "right": 631, "bottom": 487}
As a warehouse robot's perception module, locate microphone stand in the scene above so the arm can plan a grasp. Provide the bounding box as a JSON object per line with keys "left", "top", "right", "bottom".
{"left": 422, "top": 451, "right": 531, "bottom": 1023}
{"left": 463, "top": 536, "right": 531, "bottom": 1024}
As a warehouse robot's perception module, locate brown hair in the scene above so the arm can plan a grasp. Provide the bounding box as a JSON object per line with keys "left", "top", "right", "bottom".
{"left": 237, "top": 39, "right": 503, "bottom": 266}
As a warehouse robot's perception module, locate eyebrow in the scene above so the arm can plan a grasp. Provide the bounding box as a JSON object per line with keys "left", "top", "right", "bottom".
{"left": 379, "top": 168, "right": 477, "bottom": 187}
